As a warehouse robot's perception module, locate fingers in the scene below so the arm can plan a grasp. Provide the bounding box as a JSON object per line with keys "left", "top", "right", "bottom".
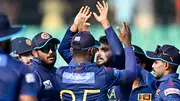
{"left": 102, "top": 1, "right": 108, "bottom": 8}
{"left": 85, "top": 7, "right": 90, "bottom": 15}
{"left": 93, "top": 12, "right": 98, "bottom": 20}
{"left": 122, "top": 21, "right": 126, "bottom": 32}
{"left": 82, "top": 6, "right": 88, "bottom": 14}
{"left": 85, "top": 12, "right": 92, "bottom": 22}
{"left": 117, "top": 26, "right": 123, "bottom": 41}
{"left": 79, "top": 6, "right": 84, "bottom": 14}
{"left": 97, "top": 1, "right": 104, "bottom": 10}
{"left": 116, "top": 26, "right": 122, "bottom": 36}
{"left": 106, "top": 2, "right": 108, "bottom": 9}
{"left": 96, "top": 3, "right": 102, "bottom": 13}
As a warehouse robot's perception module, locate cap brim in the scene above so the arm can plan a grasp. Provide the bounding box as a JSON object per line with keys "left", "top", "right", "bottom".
{"left": 145, "top": 51, "right": 160, "bottom": 60}
{"left": 93, "top": 40, "right": 100, "bottom": 48}
{"left": 0, "top": 26, "right": 25, "bottom": 42}
{"left": 34, "top": 37, "right": 60, "bottom": 50}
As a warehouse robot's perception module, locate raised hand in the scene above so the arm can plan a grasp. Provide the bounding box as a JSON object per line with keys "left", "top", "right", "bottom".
{"left": 117, "top": 22, "right": 132, "bottom": 47}
{"left": 77, "top": 13, "right": 92, "bottom": 32}
{"left": 70, "top": 6, "right": 92, "bottom": 32}
{"left": 93, "top": 1, "right": 110, "bottom": 29}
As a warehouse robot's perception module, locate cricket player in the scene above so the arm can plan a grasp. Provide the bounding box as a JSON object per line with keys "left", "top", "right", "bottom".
{"left": 10, "top": 37, "right": 33, "bottom": 66}
{"left": 0, "top": 13, "right": 38, "bottom": 101}
{"left": 30, "top": 32, "right": 60, "bottom": 101}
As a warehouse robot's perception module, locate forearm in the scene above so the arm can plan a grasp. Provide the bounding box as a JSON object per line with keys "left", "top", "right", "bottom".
{"left": 105, "top": 26, "right": 125, "bottom": 68}
{"left": 124, "top": 46, "right": 137, "bottom": 82}
{"left": 58, "top": 27, "right": 77, "bottom": 63}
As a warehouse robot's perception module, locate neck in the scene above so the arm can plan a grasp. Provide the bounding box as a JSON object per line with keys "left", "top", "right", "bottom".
{"left": 132, "top": 78, "right": 141, "bottom": 90}
{"left": 74, "top": 56, "right": 90, "bottom": 63}
{"left": 163, "top": 71, "right": 170, "bottom": 77}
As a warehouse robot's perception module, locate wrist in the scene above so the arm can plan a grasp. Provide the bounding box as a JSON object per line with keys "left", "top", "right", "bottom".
{"left": 70, "top": 24, "right": 78, "bottom": 32}
{"left": 100, "top": 20, "right": 110, "bottom": 29}
{"left": 124, "top": 42, "right": 132, "bottom": 47}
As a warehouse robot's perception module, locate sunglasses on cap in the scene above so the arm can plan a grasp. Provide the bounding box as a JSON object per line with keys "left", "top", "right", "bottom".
{"left": 39, "top": 43, "right": 57, "bottom": 53}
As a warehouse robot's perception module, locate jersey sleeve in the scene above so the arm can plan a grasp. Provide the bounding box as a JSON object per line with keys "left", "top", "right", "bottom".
{"left": 112, "top": 46, "right": 137, "bottom": 85}
{"left": 58, "top": 27, "right": 77, "bottom": 64}
{"left": 137, "top": 65, "right": 157, "bottom": 89}
{"left": 105, "top": 26, "right": 125, "bottom": 69}
{"left": 19, "top": 64, "right": 38, "bottom": 96}
{"left": 158, "top": 80, "right": 180, "bottom": 101}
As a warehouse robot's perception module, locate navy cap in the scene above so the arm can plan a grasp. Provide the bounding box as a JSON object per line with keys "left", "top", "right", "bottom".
{"left": 32, "top": 32, "right": 60, "bottom": 50}
{"left": 146, "top": 44, "right": 180, "bottom": 66}
{"left": 11, "top": 37, "right": 32, "bottom": 54}
{"left": 132, "top": 45, "right": 149, "bottom": 61}
{"left": 0, "top": 13, "right": 24, "bottom": 42}
{"left": 71, "top": 31, "right": 100, "bottom": 50}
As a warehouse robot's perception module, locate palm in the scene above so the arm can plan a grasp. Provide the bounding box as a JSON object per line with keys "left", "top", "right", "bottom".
{"left": 93, "top": 1, "right": 108, "bottom": 23}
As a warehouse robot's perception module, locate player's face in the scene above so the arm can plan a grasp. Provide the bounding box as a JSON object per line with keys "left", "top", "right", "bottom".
{"left": 96, "top": 43, "right": 112, "bottom": 66}
{"left": 35, "top": 43, "right": 57, "bottom": 66}
{"left": 152, "top": 60, "right": 165, "bottom": 79}
{"left": 19, "top": 52, "right": 33, "bottom": 66}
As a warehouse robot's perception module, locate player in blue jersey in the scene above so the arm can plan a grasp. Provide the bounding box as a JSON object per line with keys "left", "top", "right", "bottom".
{"left": 56, "top": 1, "right": 137, "bottom": 100}
{"left": 10, "top": 37, "right": 33, "bottom": 66}
{"left": 30, "top": 32, "right": 60, "bottom": 101}
{"left": 136, "top": 44, "right": 180, "bottom": 100}
{"left": 58, "top": 3, "right": 125, "bottom": 69}
{"left": 107, "top": 44, "right": 156, "bottom": 101}
{"left": 0, "top": 13, "right": 38, "bottom": 101}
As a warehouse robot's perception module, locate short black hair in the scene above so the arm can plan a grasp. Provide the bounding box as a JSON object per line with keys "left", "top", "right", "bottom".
{"left": 99, "top": 36, "right": 108, "bottom": 45}
{"left": 169, "top": 64, "right": 178, "bottom": 73}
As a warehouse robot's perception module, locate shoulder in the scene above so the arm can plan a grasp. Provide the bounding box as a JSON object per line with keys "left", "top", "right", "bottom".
{"left": 159, "top": 79, "right": 180, "bottom": 97}
{"left": 56, "top": 66, "right": 69, "bottom": 75}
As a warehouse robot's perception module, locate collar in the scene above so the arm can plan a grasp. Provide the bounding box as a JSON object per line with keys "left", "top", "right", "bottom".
{"left": 69, "top": 58, "right": 96, "bottom": 67}
{"left": 158, "top": 73, "right": 179, "bottom": 82}
{"left": 32, "top": 58, "right": 55, "bottom": 73}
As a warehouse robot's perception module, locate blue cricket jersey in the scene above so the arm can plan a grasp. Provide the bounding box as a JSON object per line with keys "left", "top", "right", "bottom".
{"left": 56, "top": 46, "right": 137, "bottom": 101}
{"left": 138, "top": 66, "right": 180, "bottom": 100}
{"left": 58, "top": 26, "right": 125, "bottom": 69}
{"left": 30, "top": 58, "right": 60, "bottom": 101}
{"left": 0, "top": 49, "right": 37, "bottom": 101}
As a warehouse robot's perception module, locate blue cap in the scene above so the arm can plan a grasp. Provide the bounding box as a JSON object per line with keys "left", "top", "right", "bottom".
{"left": 71, "top": 31, "right": 100, "bottom": 50}
{"left": 32, "top": 32, "right": 60, "bottom": 50}
{"left": 11, "top": 37, "right": 32, "bottom": 54}
{"left": 146, "top": 44, "right": 180, "bottom": 66}
{"left": 0, "top": 13, "right": 24, "bottom": 42}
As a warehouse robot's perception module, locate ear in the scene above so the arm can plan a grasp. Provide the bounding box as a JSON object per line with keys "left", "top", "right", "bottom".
{"left": 164, "top": 62, "right": 169, "bottom": 70}
{"left": 141, "top": 63, "right": 146, "bottom": 68}
{"left": 32, "top": 50, "right": 38, "bottom": 58}
{"left": 70, "top": 48, "right": 73, "bottom": 55}
{"left": 88, "top": 48, "right": 94, "bottom": 56}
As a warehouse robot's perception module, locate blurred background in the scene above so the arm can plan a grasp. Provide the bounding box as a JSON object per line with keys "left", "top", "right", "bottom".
{"left": 1, "top": 0, "right": 180, "bottom": 76}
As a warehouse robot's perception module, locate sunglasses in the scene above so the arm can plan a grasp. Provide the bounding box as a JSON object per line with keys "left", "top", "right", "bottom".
{"left": 40, "top": 43, "right": 57, "bottom": 53}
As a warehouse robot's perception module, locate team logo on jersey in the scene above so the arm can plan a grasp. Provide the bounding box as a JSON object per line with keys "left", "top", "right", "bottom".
{"left": 164, "top": 88, "right": 180, "bottom": 96}
{"left": 41, "top": 33, "right": 50, "bottom": 39}
{"left": 26, "top": 39, "right": 31, "bottom": 46}
{"left": 25, "top": 73, "right": 35, "bottom": 83}
{"left": 62, "top": 72, "right": 95, "bottom": 84}
{"left": 43, "top": 80, "right": 53, "bottom": 90}
{"left": 138, "top": 93, "right": 152, "bottom": 101}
